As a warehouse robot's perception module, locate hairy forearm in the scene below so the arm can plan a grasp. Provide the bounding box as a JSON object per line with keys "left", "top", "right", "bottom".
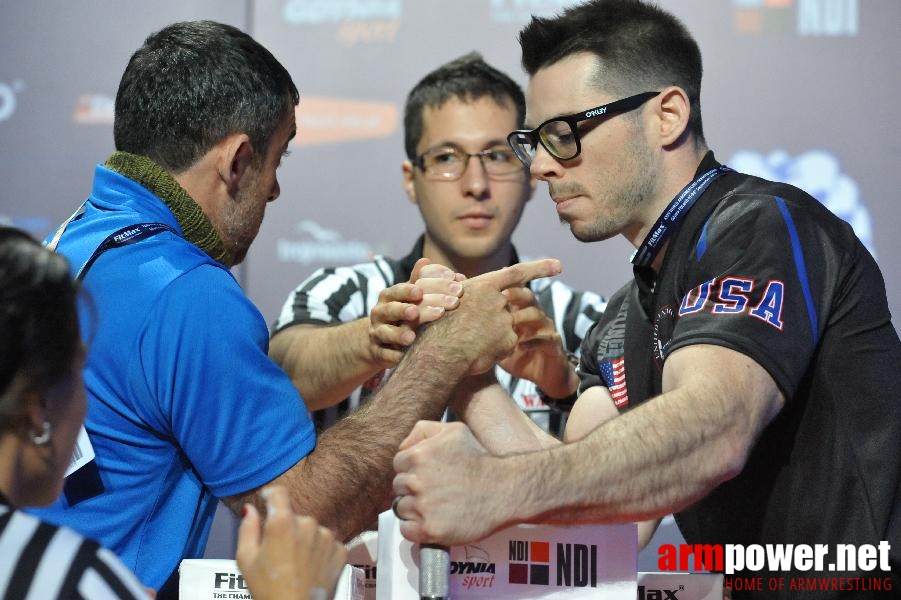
{"left": 503, "top": 347, "right": 783, "bottom": 526}
{"left": 506, "top": 389, "right": 744, "bottom": 525}
{"left": 237, "top": 260, "right": 567, "bottom": 540}
{"left": 274, "top": 331, "right": 473, "bottom": 540}
{"left": 269, "top": 320, "right": 381, "bottom": 410}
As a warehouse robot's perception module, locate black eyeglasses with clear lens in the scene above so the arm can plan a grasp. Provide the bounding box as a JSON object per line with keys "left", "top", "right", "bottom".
{"left": 412, "top": 145, "right": 525, "bottom": 180}
{"left": 507, "top": 91, "right": 660, "bottom": 166}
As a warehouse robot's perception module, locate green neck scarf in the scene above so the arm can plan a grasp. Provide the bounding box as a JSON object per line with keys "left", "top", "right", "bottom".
{"left": 103, "top": 151, "right": 232, "bottom": 265}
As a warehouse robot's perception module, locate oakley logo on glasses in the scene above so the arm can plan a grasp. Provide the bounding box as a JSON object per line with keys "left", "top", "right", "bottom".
{"left": 584, "top": 107, "right": 608, "bottom": 118}
{"left": 507, "top": 91, "right": 660, "bottom": 166}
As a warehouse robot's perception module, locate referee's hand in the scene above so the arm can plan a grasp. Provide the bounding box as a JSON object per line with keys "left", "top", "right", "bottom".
{"left": 367, "top": 258, "right": 464, "bottom": 367}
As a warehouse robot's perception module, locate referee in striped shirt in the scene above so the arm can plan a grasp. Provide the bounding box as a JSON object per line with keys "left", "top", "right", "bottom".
{"left": 0, "top": 227, "right": 149, "bottom": 598}
{"left": 271, "top": 53, "right": 606, "bottom": 437}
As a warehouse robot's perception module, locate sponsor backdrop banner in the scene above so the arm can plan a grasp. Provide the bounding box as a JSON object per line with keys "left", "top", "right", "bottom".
{"left": 2, "top": 0, "right": 899, "bottom": 562}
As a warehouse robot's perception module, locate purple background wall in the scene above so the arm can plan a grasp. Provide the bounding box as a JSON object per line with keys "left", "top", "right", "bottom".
{"left": 2, "top": 0, "right": 897, "bottom": 568}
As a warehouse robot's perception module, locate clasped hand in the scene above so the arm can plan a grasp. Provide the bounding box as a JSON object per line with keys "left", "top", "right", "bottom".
{"left": 366, "top": 258, "right": 465, "bottom": 367}
{"left": 499, "top": 286, "right": 578, "bottom": 399}
{"left": 368, "top": 257, "right": 565, "bottom": 377}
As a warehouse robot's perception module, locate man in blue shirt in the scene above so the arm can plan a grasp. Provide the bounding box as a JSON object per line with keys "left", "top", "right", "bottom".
{"left": 34, "top": 20, "right": 560, "bottom": 594}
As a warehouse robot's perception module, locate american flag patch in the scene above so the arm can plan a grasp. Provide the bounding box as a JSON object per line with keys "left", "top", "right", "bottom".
{"left": 599, "top": 357, "right": 629, "bottom": 408}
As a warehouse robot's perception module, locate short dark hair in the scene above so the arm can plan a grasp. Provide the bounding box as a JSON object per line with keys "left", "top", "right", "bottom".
{"left": 114, "top": 20, "right": 299, "bottom": 172}
{"left": 403, "top": 51, "right": 526, "bottom": 159}
{"left": 519, "top": 0, "right": 705, "bottom": 141}
{"left": 0, "top": 227, "right": 80, "bottom": 416}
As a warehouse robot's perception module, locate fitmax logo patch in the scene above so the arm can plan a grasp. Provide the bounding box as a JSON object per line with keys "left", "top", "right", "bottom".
{"left": 211, "top": 572, "right": 251, "bottom": 598}
{"left": 638, "top": 584, "right": 684, "bottom": 599}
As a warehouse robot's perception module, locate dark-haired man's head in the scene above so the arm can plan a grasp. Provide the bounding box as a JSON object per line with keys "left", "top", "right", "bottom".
{"left": 404, "top": 51, "right": 526, "bottom": 160}
{"left": 518, "top": 0, "right": 704, "bottom": 141}
{"left": 401, "top": 52, "right": 534, "bottom": 277}
{"left": 114, "top": 20, "right": 299, "bottom": 173}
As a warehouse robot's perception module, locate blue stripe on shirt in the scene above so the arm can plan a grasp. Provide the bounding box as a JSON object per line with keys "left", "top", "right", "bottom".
{"left": 696, "top": 216, "right": 711, "bottom": 260}
{"left": 775, "top": 197, "right": 819, "bottom": 346}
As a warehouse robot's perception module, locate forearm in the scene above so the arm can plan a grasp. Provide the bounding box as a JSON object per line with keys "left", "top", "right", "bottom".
{"left": 452, "top": 374, "right": 557, "bottom": 454}
{"left": 274, "top": 332, "right": 472, "bottom": 540}
{"left": 387, "top": 343, "right": 785, "bottom": 547}
{"left": 502, "top": 346, "right": 783, "bottom": 527}
{"left": 269, "top": 320, "right": 382, "bottom": 410}
{"left": 502, "top": 390, "right": 741, "bottom": 525}
{"left": 240, "top": 259, "right": 567, "bottom": 542}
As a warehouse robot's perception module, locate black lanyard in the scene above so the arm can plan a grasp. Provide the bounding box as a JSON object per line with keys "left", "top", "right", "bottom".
{"left": 631, "top": 165, "right": 732, "bottom": 268}
{"left": 75, "top": 222, "right": 177, "bottom": 281}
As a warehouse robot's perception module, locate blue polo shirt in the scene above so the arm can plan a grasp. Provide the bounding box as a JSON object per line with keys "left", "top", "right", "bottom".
{"left": 32, "top": 164, "right": 316, "bottom": 588}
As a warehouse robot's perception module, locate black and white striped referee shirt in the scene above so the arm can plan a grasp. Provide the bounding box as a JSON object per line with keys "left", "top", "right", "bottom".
{"left": 0, "top": 503, "right": 148, "bottom": 599}
{"left": 273, "top": 237, "right": 606, "bottom": 436}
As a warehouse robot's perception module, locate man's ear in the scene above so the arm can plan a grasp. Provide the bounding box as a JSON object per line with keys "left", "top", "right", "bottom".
{"left": 217, "top": 133, "right": 254, "bottom": 196}
{"left": 402, "top": 160, "right": 418, "bottom": 205}
{"left": 653, "top": 86, "right": 691, "bottom": 147}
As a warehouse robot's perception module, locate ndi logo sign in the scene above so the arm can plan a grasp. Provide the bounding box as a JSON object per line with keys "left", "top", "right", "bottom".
{"left": 797, "top": 0, "right": 857, "bottom": 35}
{"left": 728, "top": 149, "right": 875, "bottom": 257}
{"left": 0, "top": 80, "right": 24, "bottom": 122}
{"left": 733, "top": 0, "right": 858, "bottom": 36}
{"left": 509, "top": 540, "right": 551, "bottom": 585}
{"left": 508, "top": 539, "right": 599, "bottom": 588}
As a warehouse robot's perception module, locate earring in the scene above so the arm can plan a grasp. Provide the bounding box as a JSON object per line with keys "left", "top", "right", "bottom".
{"left": 30, "top": 421, "right": 52, "bottom": 446}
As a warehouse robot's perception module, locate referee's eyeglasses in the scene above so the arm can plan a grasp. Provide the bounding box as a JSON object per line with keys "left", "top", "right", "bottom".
{"left": 412, "top": 144, "right": 525, "bottom": 181}
{"left": 507, "top": 91, "right": 660, "bottom": 167}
